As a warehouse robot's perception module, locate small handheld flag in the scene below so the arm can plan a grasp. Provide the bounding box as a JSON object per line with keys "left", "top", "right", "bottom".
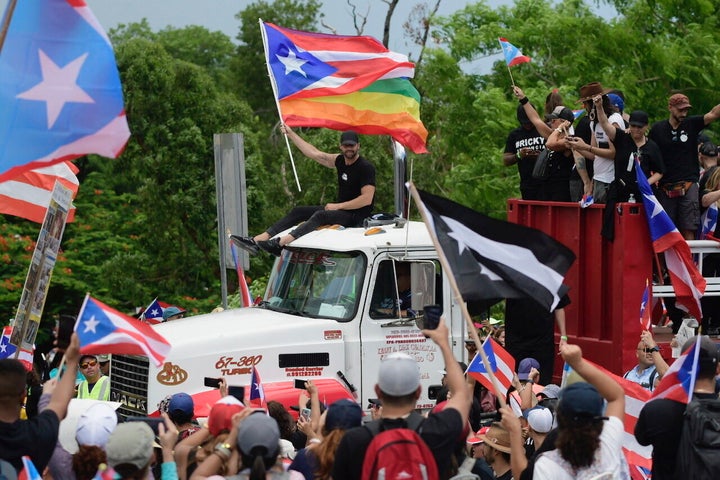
{"left": 640, "top": 279, "right": 652, "bottom": 331}
{"left": 249, "top": 366, "right": 265, "bottom": 406}
{"left": 75, "top": 295, "right": 171, "bottom": 367}
{"left": 498, "top": 37, "right": 530, "bottom": 86}
{"left": 498, "top": 38, "right": 531, "bottom": 67}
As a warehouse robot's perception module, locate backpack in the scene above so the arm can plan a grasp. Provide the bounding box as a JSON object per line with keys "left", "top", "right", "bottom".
{"left": 623, "top": 366, "right": 657, "bottom": 391}
{"left": 532, "top": 149, "right": 552, "bottom": 179}
{"left": 361, "top": 413, "right": 439, "bottom": 480}
{"left": 674, "top": 397, "right": 720, "bottom": 479}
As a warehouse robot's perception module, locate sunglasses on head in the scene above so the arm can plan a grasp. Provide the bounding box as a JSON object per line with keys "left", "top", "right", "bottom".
{"left": 80, "top": 359, "right": 98, "bottom": 369}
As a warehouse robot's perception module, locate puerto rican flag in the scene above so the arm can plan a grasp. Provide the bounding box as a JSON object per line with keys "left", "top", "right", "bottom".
{"left": 466, "top": 337, "right": 516, "bottom": 397}
{"left": 636, "top": 159, "right": 705, "bottom": 319}
{"left": 639, "top": 279, "right": 652, "bottom": 331}
{"left": 74, "top": 295, "right": 171, "bottom": 366}
{"left": 0, "top": 161, "right": 79, "bottom": 223}
{"left": 0, "top": 326, "right": 35, "bottom": 371}
{"left": 261, "top": 21, "right": 415, "bottom": 101}
{"left": 0, "top": 0, "right": 130, "bottom": 182}
{"left": 651, "top": 334, "right": 700, "bottom": 404}
{"left": 141, "top": 298, "right": 165, "bottom": 325}
{"left": 498, "top": 37, "right": 531, "bottom": 67}
{"left": 249, "top": 366, "right": 266, "bottom": 407}
{"left": 697, "top": 202, "right": 718, "bottom": 240}
{"left": 0, "top": 326, "right": 18, "bottom": 360}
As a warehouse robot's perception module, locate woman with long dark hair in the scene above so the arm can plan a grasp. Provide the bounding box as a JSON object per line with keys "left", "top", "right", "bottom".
{"left": 533, "top": 344, "right": 629, "bottom": 479}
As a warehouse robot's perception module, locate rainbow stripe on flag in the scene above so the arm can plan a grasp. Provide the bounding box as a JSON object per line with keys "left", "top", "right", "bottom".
{"left": 280, "top": 77, "right": 428, "bottom": 154}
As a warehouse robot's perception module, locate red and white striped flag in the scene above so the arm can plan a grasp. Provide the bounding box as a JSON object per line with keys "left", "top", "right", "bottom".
{"left": 466, "top": 337, "right": 516, "bottom": 397}
{"left": 0, "top": 161, "right": 79, "bottom": 223}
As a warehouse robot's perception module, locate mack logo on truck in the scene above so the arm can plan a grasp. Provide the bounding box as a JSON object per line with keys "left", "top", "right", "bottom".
{"left": 111, "top": 391, "right": 147, "bottom": 412}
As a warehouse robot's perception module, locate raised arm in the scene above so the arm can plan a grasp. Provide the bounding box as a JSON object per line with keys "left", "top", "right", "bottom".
{"left": 561, "top": 344, "right": 624, "bottom": 421}
{"left": 640, "top": 330, "right": 670, "bottom": 378}
{"left": 703, "top": 103, "right": 720, "bottom": 126}
{"left": 513, "top": 86, "right": 553, "bottom": 138}
{"left": 423, "top": 318, "right": 471, "bottom": 421}
{"left": 280, "top": 124, "right": 337, "bottom": 168}
{"left": 46, "top": 333, "right": 80, "bottom": 420}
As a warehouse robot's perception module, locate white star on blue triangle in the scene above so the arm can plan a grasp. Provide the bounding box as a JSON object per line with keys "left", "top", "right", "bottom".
{"left": 264, "top": 26, "right": 337, "bottom": 99}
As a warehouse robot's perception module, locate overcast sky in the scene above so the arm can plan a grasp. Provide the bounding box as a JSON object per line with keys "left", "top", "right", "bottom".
{"left": 2, "top": 0, "right": 615, "bottom": 73}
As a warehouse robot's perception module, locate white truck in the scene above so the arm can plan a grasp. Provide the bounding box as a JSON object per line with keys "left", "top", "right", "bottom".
{"left": 109, "top": 219, "right": 469, "bottom": 417}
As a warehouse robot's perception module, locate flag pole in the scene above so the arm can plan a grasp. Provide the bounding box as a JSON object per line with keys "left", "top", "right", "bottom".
{"left": 259, "top": 18, "right": 302, "bottom": 192}
{"left": 408, "top": 181, "right": 507, "bottom": 408}
{"left": 0, "top": 0, "right": 18, "bottom": 56}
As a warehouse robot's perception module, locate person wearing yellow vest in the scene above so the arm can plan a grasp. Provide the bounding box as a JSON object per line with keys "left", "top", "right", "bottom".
{"left": 76, "top": 354, "right": 110, "bottom": 401}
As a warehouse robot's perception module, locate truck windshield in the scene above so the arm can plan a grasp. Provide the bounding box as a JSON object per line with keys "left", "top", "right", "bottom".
{"left": 263, "top": 249, "right": 366, "bottom": 321}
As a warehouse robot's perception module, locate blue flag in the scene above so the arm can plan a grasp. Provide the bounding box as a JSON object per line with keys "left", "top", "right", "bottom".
{"left": 0, "top": 0, "right": 130, "bottom": 181}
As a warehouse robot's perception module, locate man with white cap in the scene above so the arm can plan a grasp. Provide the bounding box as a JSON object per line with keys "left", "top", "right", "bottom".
{"left": 332, "top": 316, "right": 471, "bottom": 480}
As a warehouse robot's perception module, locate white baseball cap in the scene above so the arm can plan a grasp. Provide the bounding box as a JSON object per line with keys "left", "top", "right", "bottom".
{"left": 377, "top": 352, "right": 420, "bottom": 396}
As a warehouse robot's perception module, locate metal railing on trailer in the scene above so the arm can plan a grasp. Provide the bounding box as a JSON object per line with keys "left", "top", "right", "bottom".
{"left": 652, "top": 240, "right": 720, "bottom": 298}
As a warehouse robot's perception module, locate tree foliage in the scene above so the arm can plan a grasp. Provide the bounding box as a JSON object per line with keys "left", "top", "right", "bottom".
{"left": 2, "top": 0, "right": 720, "bottom": 324}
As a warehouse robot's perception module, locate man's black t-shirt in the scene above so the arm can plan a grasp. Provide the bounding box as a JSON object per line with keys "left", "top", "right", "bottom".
{"left": 335, "top": 155, "right": 376, "bottom": 217}
{"left": 331, "top": 409, "right": 463, "bottom": 480}
{"left": 0, "top": 409, "right": 60, "bottom": 473}
{"left": 649, "top": 115, "right": 705, "bottom": 184}
{"left": 505, "top": 126, "right": 546, "bottom": 197}
{"left": 635, "top": 392, "right": 718, "bottom": 480}
{"left": 612, "top": 130, "right": 665, "bottom": 193}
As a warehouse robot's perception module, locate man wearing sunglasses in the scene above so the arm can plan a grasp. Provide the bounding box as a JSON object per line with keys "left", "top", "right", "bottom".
{"left": 622, "top": 331, "right": 670, "bottom": 391}
{"left": 76, "top": 354, "right": 110, "bottom": 401}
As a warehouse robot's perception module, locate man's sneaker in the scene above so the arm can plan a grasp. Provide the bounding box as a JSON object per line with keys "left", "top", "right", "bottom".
{"left": 257, "top": 238, "right": 283, "bottom": 257}
{"left": 229, "top": 235, "right": 259, "bottom": 255}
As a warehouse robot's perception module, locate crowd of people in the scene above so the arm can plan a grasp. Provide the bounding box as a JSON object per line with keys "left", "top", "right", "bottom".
{"left": 2, "top": 315, "right": 719, "bottom": 480}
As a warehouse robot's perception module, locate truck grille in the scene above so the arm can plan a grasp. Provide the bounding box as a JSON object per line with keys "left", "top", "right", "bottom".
{"left": 109, "top": 354, "right": 150, "bottom": 418}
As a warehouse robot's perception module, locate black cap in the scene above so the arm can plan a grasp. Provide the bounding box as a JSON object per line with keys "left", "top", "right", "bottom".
{"left": 548, "top": 106, "right": 575, "bottom": 123}
{"left": 517, "top": 104, "right": 531, "bottom": 125}
{"left": 628, "top": 110, "right": 649, "bottom": 127}
{"left": 700, "top": 141, "right": 718, "bottom": 157}
{"left": 340, "top": 131, "right": 359, "bottom": 145}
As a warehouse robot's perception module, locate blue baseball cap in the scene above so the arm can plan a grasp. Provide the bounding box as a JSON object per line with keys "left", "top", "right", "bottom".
{"left": 558, "top": 382, "right": 604, "bottom": 418}
{"left": 168, "top": 392, "right": 194, "bottom": 417}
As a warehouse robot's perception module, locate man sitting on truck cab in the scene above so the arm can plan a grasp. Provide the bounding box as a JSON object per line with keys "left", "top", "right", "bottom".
{"left": 232, "top": 126, "right": 376, "bottom": 257}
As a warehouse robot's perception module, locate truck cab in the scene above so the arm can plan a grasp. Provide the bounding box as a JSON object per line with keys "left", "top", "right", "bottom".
{"left": 109, "top": 220, "right": 468, "bottom": 418}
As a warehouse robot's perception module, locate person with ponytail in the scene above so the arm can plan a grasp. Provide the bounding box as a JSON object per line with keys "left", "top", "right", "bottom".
{"left": 533, "top": 343, "right": 629, "bottom": 479}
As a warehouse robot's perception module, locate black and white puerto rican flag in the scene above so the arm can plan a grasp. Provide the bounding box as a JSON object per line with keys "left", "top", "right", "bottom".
{"left": 418, "top": 189, "right": 575, "bottom": 312}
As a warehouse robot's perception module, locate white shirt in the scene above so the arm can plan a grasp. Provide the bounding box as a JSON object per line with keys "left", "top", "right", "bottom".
{"left": 591, "top": 112, "right": 624, "bottom": 183}
{"left": 534, "top": 416, "right": 630, "bottom": 480}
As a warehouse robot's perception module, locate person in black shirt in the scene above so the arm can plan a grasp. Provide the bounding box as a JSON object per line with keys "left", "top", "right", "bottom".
{"left": 233, "top": 127, "right": 376, "bottom": 256}
{"left": 503, "top": 104, "right": 546, "bottom": 200}
{"left": 649, "top": 93, "right": 720, "bottom": 239}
